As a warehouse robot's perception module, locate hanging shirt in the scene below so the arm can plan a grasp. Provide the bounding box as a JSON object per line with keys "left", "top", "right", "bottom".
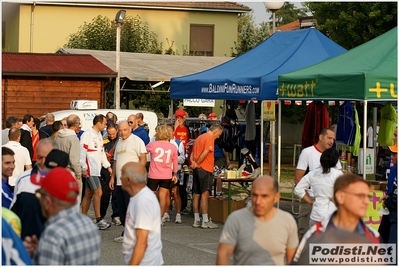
{"left": 245, "top": 101, "right": 256, "bottom": 141}
{"left": 301, "top": 102, "right": 329, "bottom": 148}
{"left": 377, "top": 103, "right": 397, "bottom": 147}
{"left": 336, "top": 101, "right": 356, "bottom": 146}
{"left": 347, "top": 106, "right": 361, "bottom": 156}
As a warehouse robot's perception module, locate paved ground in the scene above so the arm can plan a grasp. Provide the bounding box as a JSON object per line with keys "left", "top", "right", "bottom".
{"left": 88, "top": 199, "right": 299, "bottom": 265}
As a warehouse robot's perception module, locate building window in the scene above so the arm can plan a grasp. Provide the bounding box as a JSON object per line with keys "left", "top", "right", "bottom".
{"left": 190, "top": 24, "right": 214, "bottom": 56}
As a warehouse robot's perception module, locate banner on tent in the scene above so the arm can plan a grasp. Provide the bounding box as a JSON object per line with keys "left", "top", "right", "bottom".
{"left": 183, "top": 99, "right": 215, "bottom": 107}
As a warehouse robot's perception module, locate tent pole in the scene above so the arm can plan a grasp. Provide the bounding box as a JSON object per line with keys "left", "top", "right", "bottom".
{"left": 373, "top": 107, "right": 378, "bottom": 174}
{"left": 271, "top": 120, "right": 276, "bottom": 178}
{"left": 363, "top": 101, "right": 368, "bottom": 179}
{"left": 260, "top": 101, "right": 264, "bottom": 175}
{"left": 170, "top": 99, "right": 173, "bottom": 118}
{"left": 277, "top": 100, "right": 282, "bottom": 209}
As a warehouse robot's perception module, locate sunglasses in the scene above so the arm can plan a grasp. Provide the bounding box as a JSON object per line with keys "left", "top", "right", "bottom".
{"left": 128, "top": 121, "right": 134, "bottom": 124}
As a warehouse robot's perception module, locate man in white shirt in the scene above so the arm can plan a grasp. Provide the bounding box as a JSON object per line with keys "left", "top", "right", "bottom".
{"left": 294, "top": 128, "right": 341, "bottom": 239}
{"left": 121, "top": 162, "right": 163, "bottom": 265}
{"left": 80, "top": 114, "right": 112, "bottom": 230}
{"left": 110, "top": 121, "right": 147, "bottom": 243}
{"left": 3, "top": 127, "right": 32, "bottom": 186}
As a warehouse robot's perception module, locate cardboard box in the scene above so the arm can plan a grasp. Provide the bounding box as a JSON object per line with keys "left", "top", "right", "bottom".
{"left": 208, "top": 198, "right": 246, "bottom": 223}
{"left": 224, "top": 170, "right": 237, "bottom": 179}
{"left": 368, "top": 181, "right": 381, "bottom": 190}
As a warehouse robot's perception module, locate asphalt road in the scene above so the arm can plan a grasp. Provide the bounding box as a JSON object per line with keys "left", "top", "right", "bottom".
{"left": 88, "top": 199, "right": 298, "bottom": 265}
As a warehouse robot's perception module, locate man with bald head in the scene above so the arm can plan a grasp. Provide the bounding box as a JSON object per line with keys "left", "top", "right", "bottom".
{"left": 121, "top": 162, "right": 163, "bottom": 265}
{"left": 216, "top": 176, "right": 298, "bottom": 265}
{"left": 128, "top": 114, "right": 149, "bottom": 145}
{"left": 39, "top": 113, "right": 55, "bottom": 137}
{"left": 110, "top": 120, "right": 147, "bottom": 243}
{"left": 54, "top": 114, "right": 82, "bottom": 195}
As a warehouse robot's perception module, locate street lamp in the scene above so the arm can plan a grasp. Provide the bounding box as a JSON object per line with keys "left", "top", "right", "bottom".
{"left": 262, "top": 2, "right": 283, "bottom": 179}
{"left": 263, "top": 2, "right": 285, "bottom": 33}
{"left": 115, "top": 9, "right": 126, "bottom": 109}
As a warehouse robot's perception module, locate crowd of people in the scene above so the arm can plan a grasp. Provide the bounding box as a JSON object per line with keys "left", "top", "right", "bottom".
{"left": 1, "top": 109, "right": 397, "bottom": 265}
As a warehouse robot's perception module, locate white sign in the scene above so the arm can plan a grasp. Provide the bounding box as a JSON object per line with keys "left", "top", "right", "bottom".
{"left": 309, "top": 243, "right": 396, "bottom": 265}
{"left": 358, "top": 148, "right": 375, "bottom": 174}
{"left": 183, "top": 99, "right": 215, "bottom": 107}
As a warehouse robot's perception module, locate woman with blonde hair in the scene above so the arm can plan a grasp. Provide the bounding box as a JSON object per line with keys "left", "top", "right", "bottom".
{"left": 146, "top": 124, "right": 178, "bottom": 226}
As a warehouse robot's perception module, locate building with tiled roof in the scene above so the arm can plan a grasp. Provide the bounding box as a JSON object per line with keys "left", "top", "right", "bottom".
{"left": 271, "top": 16, "right": 317, "bottom": 33}
{"left": 2, "top": 53, "right": 116, "bottom": 77}
{"left": 2, "top": 53, "right": 116, "bottom": 120}
{"left": 2, "top": 1, "right": 250, "bottom": 56}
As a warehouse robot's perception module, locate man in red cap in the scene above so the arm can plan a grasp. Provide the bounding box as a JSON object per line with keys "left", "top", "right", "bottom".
{"left": 208, "top": 112, "right": 218, "bottom": 120}
{"left": 174, "top": 109, "right": 189, "bottom": 149}
{"left": 24, "top": 167, "right": 101, "bottom": 265}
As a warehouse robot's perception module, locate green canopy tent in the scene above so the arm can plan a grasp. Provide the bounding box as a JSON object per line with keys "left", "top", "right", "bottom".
{"left": 277, "top": 27, "right": 397, "bottom": 179}
{"left": 278, "top": 27, "right": 397, "bottom": 101}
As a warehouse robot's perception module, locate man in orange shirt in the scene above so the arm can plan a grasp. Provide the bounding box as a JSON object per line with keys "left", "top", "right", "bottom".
{"left": 190, "top": 124, "right": 223, "bottom": 229}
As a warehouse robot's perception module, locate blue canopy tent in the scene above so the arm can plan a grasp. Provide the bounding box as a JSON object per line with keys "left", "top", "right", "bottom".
{"left": 170, "top": 28, "right": 346, "bottom": 188}
{"left": 170, "top": 28, "right": 346, "bottom": 101}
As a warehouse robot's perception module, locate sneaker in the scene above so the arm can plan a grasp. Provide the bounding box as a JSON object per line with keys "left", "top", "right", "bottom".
{"left": 161, "top": 218, "right": 165, "bottom": 227}
{"left": 201, "top": 219, "right": 219, "bottom": 229}
{"left": 175, "top": 214, "right": 182, "bottom": 224}
{"left": 112, "top": 217, "right": 122, "bottom": 226}
{"left": 181, "top": 209, "right": 190, "bottom": 215}
{"left": 192, "top": 220, "right": 201, "bottom": 228}
{"left": 162, "top": 214, "right": 170, "bottom": 223}
{"left": 113, "top": 236, "right": 123, "bottom": 243}
{"left": 97, "top": 219, "right": 111, "bottom": 230}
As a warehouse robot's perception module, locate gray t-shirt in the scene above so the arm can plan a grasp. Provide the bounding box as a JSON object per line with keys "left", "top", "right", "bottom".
{"left": 219, "top": 207, "right": 298, "bottom": 265}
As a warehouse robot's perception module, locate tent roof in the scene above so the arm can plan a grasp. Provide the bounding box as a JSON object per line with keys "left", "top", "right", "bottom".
{"left": 278, "top": 27, "right": 398, "bottom": 101}
{"left": 170, "top": 28, "right": 346, "bottom": 101}
{"left": 57, "top": 48, "right": 232, "bottom": 82}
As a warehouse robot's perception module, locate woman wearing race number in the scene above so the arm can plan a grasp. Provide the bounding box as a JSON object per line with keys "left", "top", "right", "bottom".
{"left": 146, "top": 124, "right": 178, "bottom": 226}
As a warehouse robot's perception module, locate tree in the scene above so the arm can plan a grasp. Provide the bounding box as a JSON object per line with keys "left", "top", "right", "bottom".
{"left": 65, "top": 15, "right": 162, "bottom": 53}
{"left": 65, "top": 15, "right": 175, "bottom": 116}
{"left": 304, "top": 2, "right": 397, "bottom": 49}
{"left": 266, "top": 2, "right": 308, "bottom": 27}
{"left": 231, "top": 11, "right": 271, "bottom": 56}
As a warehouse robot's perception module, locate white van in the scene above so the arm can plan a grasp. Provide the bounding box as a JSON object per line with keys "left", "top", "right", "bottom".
{"left": 40, "top": 100, "right": 158, "bottom": 139}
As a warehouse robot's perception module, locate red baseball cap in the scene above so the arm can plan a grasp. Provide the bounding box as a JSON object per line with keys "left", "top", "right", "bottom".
{"left": 174, "top": 109, "right": 186, "bottom": 117}
{"left": 31, "top": 167, "right": 79, "bottom": 202}
{"left": 208, "top": 112, "right": 217, "bottom": 119}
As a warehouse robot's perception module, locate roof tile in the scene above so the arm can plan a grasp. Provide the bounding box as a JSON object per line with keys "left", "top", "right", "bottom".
{"left": 2, "top": 53, "right": 115, "bottom": 74}
{"left": 79, "top": 1, "right": 250, "bottom": 10}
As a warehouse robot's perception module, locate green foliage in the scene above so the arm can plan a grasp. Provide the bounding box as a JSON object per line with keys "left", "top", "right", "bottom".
{"left": 231, "top": 12, "right": 271, "bottom": 56}
{"left": 281, "top": 104, "right": 308, "bottom": 124}
{"left": 128, "top": 85, "right": 171, "bottom": 116}
{"left": 304, "top": 2, "right": 397, "bottom": 49}
{"left": 65, "top": 14, "right": 175, "bottom": 113}
{"left": 65, "top": 15, "right": 162, "bottom": 54}
{"left": 266, "top": 2, "right": 309, "bottom": 27}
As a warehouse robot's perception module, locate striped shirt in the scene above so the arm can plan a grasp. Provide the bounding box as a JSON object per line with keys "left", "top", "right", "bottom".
{"left": 34, "top": 206, "right": 101, "bottom": 265}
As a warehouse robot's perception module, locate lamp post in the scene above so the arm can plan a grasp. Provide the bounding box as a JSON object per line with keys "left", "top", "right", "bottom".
{"left": 263, "top": 2, "right": 285, "bottom": 33}
{"left": 115, "top": 10, "right": 126, "bottom": 109}
{"left": 263, "top": 2, "right": 284, "bottom": 179}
